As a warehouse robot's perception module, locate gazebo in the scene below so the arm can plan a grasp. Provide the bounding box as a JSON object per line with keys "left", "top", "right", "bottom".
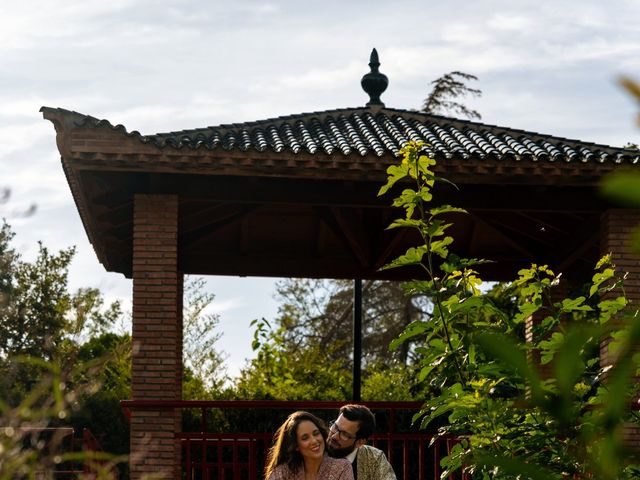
{"left": 42, "top": 50, "right": 639, "bottom": 479}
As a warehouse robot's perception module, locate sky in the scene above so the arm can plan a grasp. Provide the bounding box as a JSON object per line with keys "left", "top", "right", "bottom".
{"left": 1, "top": 0, "right": 639, "bottom": 378}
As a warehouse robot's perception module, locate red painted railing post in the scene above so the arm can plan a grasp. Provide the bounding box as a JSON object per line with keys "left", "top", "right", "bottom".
{"left": 418, "top": 438, "right": 425, "bottom": 480}
{"left": 249, "top": 439, "right": 256, "bottom": 480}
{"left": 184, "top": 438, "right": 192, "bottom": 479}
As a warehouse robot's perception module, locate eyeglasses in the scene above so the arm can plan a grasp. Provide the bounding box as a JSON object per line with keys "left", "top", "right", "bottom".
{"left": 329, "top": 420, "right": 357, "bottom": 441}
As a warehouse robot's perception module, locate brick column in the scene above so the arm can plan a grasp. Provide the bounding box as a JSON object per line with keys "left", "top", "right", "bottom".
{"left": 600, "top": 208, "right": 640, "bottom": 452}
{"left": 600, "top": 209, "right": 640, "bottom": 364}
{"left": 130, "top": 194, "right": 183, "bottom": 479}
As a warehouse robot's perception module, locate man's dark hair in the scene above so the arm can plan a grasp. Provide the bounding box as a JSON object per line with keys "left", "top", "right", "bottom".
{"left": 340, "top": 404, "right": 376, "bottom": 439}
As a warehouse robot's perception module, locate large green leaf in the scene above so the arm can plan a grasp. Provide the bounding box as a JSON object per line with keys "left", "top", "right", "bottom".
{"left": 600, "top": 170, "right": 640, "bottom": 207}
{"left": 429, "top": 205, "right": 468, "bottom": 217}
{"left": 475, "top": 332, "right": 544, "bottom": 402}
{"left": 389, "top": 320, "right": 430, "bottom": 350}
{"left": 553, "top": 326, "right": 599, "bottom": 399}
{"left": 430, "top": 236, "right": 454, "bottom": 258}
{"left": 386, "top": 218, "right": 425, "bottom": 230}
{"left": 474, "top": 453, "right": 559, "bottom": 480}
{"left": 381, "top": 245, "right": 429, "bottom": 270}
{"left": 378, "top": 163, "right": 410, "bottom": 196}
{"left": 590, "top": 268, "right": 615, "bottom": 297}
{"left": 598, "top": 296, "right": 628, "bottom": 324}
{"left": 560, "top": 296, "right": 593, "bottom": 312}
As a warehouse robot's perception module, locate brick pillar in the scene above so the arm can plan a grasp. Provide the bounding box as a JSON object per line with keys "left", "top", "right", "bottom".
{"left": 600, "top": 208, "right": 640, "bottom": 452}
{"left": 130, "top": 194, "right": 183, "bottom": 479}
{"left": 600, "top": 209, "right": 640, "bottom": 365}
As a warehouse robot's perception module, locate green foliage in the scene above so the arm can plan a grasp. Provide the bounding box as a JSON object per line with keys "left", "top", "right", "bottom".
{"left": 236, "top": 317, "right": 352, "bottom": 400}
{"left": 361, "top": 362, "right": 418, "bottom": 401}
{"left": 67, "top": 287, "right": 122, "bottom": 340}
{"left": 0, "top": 223, "right": 124, "bottom": 405}
{"left": 381, "top": 141, "right": 640, "bottom": 479}
{"left": 0, "top": 242, "right": 76, "bottom": 360}
{"left": 601, "top": 171, "right": 640, "bottom": 206}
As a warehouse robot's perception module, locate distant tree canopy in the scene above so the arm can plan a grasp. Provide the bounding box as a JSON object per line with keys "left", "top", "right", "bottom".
{"left": 268, "top": 279, "right": 422, "bottom": 366}
{"left": 183, "top": 276, "right": 229, "bottom": 393}
{"left": 0, "top": 223, "right": 120, "bottom": 363}
{"left": 422, "top": 71, "right": 482, "bottom": 119}
{"left": 236, "top": 279, "right": 425, "bottom": 401}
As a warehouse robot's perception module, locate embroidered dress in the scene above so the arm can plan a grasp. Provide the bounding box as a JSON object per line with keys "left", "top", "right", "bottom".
{"left": 268, "top": 455, "right": 353, "bottom": 480}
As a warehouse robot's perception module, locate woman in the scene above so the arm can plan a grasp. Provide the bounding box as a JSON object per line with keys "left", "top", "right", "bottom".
{"left": 265, "top": 411, "right": 353, "bottom": 480}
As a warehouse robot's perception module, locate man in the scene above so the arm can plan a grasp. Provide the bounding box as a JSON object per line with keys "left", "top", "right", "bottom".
{"left": 327, "top": 404, "right": 396, "bottom": 480}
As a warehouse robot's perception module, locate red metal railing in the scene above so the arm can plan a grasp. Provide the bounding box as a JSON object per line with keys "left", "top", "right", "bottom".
{"left": 121, "top": 400, "right": 470, "bottom": 480}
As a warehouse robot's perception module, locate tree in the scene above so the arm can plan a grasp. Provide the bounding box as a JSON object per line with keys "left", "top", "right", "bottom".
{"left": 271, "top": 278, "right": 422, "bottom": 366}
{"left": 422, "top": 71, "right": 482, "bottom": 120}
{"left": 182, "top": 276, "right": 229, "bottom": 396}
{"left": 0, "top": 238, "right": 121, "bottom": 362}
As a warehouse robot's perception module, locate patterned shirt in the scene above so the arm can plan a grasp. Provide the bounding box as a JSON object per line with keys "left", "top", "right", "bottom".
{"left": 354, "top": 445, "right": 397, "bottom": 480}
{"left": 267, "top": 455, "right": 354, "bottom": 480}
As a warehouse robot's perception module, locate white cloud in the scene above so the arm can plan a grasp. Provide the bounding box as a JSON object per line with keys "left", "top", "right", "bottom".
{"left": 441, "top": 23, "right": 492, "bottom": 45}
{"left": 0, "top": 122, "right": 47, "bottom": 157}
{"left": 487, "top": 13, "right": 534, "bottom": 31}
{"left": 207, "top": 298, "right": 244, "bottom": 316}
{"left": 0, "top": 0, "right": 134, "bottom": 49}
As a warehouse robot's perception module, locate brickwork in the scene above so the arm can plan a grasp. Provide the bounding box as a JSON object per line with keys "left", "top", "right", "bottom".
{"left": 600, "top": 208, "right": 640, "bottom": 452}
{"left": 131, "top": 194, "right": 182, "bottom": 480}
{"left": 600, "top": 209, "right": 640, "bottom": 365}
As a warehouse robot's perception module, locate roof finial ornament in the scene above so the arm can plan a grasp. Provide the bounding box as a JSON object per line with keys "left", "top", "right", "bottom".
{"left": 361, "top": 48, "right": 388, "bottom": 108}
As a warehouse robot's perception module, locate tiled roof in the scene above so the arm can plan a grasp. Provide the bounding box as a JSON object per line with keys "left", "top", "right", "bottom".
{"left": 45, "top": 106, "right": 639, "bottom": 164}
{"left": 148, "top": 107, "right": 638, "bottom": 164}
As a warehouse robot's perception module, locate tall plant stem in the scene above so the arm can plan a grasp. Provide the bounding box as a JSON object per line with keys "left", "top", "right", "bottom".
{"left": 414, "top": 162, "right": 466, "bottom": 388}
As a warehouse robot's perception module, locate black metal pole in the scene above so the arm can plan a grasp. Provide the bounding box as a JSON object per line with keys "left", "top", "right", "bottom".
{"left": 353, "top": 278, "right": 362, "bottom": 402}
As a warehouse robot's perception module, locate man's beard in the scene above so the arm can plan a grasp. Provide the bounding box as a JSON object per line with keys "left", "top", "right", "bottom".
{"left": 327, "top": 441, "right": 356, "bottom": 458}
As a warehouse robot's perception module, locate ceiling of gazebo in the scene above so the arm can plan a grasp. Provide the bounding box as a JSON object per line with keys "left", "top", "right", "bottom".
{"left": 40, "top": 102, "right": 638, "bottom": 283}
